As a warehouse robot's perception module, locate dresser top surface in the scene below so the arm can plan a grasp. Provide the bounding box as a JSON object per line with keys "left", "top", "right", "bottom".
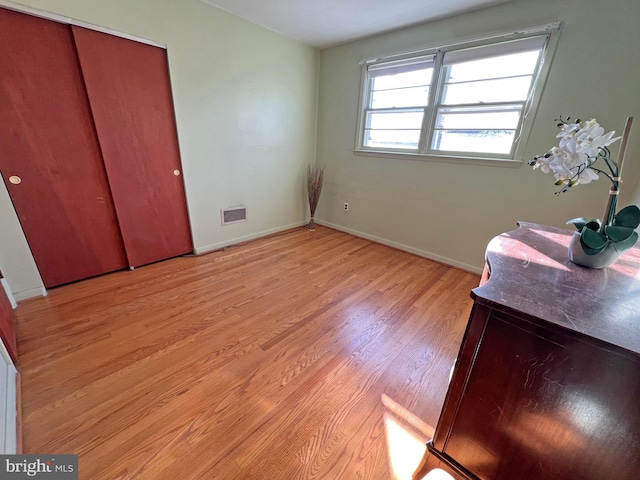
{"left": 474, "top": 222, "right": 640, "bottom": 355}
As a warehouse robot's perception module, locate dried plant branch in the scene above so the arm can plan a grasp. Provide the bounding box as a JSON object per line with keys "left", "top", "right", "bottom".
{"left": 307, "top": 164, "right": 325, "bottom": 230}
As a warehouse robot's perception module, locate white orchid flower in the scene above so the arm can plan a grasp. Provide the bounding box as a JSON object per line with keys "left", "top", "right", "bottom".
{"left": 531, "top": 117, "right": 621, "bottom": 193}
{"left": 591, "top": 130, "right": 621, "bottom": 149}
{"left": 556, "top": 122, "right": 579, "bottom": 139}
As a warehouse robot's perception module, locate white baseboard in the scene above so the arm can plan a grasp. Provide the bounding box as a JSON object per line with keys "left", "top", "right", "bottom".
{"left": 194, "top": 221, "right": 307, "bottom": 255}
{"left": 12, "top": 286, "right": 47, "bottom": 302}
{"left": 317, "top": 220, "right": 483, "bottom": 275}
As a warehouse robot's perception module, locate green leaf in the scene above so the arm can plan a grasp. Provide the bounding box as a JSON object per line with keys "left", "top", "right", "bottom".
{"left": 566, "top": 217, "right": 589, "bottom": 231}
{"left": 613, "top": 205, "right": 640, "bottom": 229}
{"left": 580, "top": 227, "right": 608, "bottom": 255}
{"left": 604, "top": 225, "right": 635, "bottom": 243}
{"left": 613, "top": 231, "right": 639, "bottom": 254}
{"left": 579, "top": 234, "right": 607, "bottom": 255}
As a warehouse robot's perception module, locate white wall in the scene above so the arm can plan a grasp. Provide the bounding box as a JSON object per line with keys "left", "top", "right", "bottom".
{"left": 315, "top": 0, "right": 640, "bottom": 272}
{"left": 0, "top": 337, "right": 17, "bottom": 454}
{"left": 0, "top": 180, "right": 45, "bottom": 301}
{"left": 0, "top": 0, "right": 320, "bottom": 298}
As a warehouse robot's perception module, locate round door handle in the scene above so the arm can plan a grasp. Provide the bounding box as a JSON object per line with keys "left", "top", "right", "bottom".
{"left": 8, "top": 175, "right": 21, "bottom": 185}
{"left": 173, "top": 169, "right": 181, "bottom": 176}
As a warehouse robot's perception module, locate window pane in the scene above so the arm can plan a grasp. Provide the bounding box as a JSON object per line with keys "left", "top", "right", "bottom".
{"left": 357, "top": 25, "right": 559, "bottom": 158}
{"left": 364, "top": 129, "right": 421, "bottom": 150}
{"left": 431, "top": 129, "right": 515, "bottom": 154}
{"left": 446, "top": 51, "right": 540, "bottom": 83}
{"left": 372, "top": 68, "right": 432, "bottom": 90}
{"left": 366, "top": 111, "right": 424, "bottom": 130}
{"left": 371, "top": 86, "right": 430, "bottom": 108}
{"left": 435, "top": 109, "right": 521, "bottom": 129}
{"left": 442, "top": 76, "right": 533, "bottom": 105}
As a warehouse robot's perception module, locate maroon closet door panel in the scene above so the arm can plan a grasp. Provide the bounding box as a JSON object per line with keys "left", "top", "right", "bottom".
{"left": 72, "top": 26, "right": 193, "bottom": 268}
{"left": 0, "top": 281, "right": 17, "bottom": 363}
{"left": 0, "top": 9, "right": 128, "bottom": 288}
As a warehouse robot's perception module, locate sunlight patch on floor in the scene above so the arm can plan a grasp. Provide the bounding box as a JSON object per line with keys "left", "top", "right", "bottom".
{"left": 422, "top": 468, "right": 456, "bottom": 480}
{"left": 382, "top": 394, "right": 436, "bottom": 480}
{"left": 384, "top": 412, "right": 426, "bottom": 480}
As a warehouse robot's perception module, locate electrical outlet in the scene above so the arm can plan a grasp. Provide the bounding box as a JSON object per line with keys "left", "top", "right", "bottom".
{"left": 343, "top": 203, "right": 349, "bottom": 211}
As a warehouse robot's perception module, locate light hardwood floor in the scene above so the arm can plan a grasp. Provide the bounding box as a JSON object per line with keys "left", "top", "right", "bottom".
{"left": 16, "top": 226, "right": 479, "bottom": 479}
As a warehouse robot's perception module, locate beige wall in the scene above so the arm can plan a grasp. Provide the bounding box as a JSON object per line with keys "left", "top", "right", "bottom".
{"left": 0, "top": 182, "right": 44, "bottom": 299}
{"left": 315, "top": 0, "right": 640, "bottom": 272}
{"left": 0, "top": 0, "right": 320, "bottom": 298}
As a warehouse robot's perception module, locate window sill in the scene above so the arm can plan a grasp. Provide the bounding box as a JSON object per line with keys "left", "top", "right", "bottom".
{"left": 353, "top": 149, "right": 523, "bottom": 168}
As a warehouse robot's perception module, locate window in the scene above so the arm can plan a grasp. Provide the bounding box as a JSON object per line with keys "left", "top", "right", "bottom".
{"left": 363, "top": 56, "right": 434, "bottom": 151}
{"left": 356, "top": 24, "right": 561, "bottom": 162}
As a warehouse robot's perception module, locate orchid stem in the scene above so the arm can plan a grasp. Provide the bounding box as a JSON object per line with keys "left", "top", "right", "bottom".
{"left": 597, "top": 117, "right": 633, "bottom": 233}
{"left": 599, "top": 193, "right": 618, "bottom": 233}
{"left": 589, "top": 167, "right": 614, "bottom": 183}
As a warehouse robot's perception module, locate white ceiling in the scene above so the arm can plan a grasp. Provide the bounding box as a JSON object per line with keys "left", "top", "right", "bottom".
{"left": 200, "top": 0, "right": 512, "bottom": 49}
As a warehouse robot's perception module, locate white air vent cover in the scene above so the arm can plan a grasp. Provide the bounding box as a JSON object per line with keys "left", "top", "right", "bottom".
{"left": 221, "top": 206, "right": 248, "bottom": 225}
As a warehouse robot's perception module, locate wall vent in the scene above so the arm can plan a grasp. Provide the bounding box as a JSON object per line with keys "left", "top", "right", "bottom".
{"left": 221, "top": 206, "right": 248, "bottom": 226}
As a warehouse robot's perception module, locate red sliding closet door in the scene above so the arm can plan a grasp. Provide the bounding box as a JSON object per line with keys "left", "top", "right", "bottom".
{"left": 0, "top": 9, "right": 128, "bottom": 288}
{"left": 72, "top": 26, "right": 193, "bottom": 268}
{"left": 0, "top": 274, "right": 17, "bottom": 363}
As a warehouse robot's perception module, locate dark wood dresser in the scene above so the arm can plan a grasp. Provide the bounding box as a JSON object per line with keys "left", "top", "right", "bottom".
{"left": 414, "top": 222, "right": 640, "bottom": 480}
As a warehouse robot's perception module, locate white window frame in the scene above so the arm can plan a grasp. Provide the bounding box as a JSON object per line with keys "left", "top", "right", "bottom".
{"left": 355, "top": 23, "right": 563, "bottom": 165}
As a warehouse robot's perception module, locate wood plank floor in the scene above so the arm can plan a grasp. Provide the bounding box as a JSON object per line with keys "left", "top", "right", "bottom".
{"left": 16, "top": 226, "right": 479, "bottom": 480}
